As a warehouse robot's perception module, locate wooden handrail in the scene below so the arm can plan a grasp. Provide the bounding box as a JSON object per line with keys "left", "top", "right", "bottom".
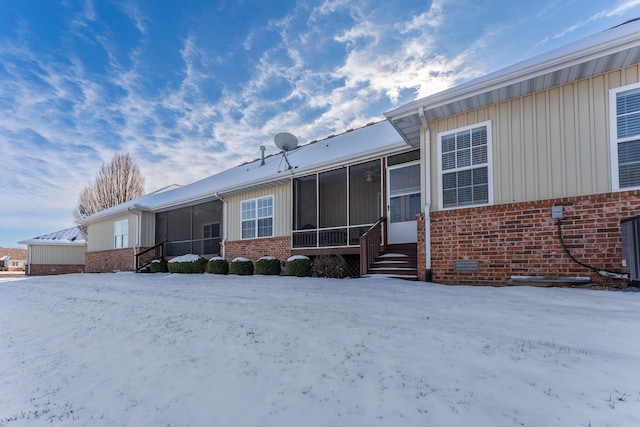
{"left": 360, "top": 217, "right": 386, "bottom": 276}
{"left": 135, "top": 241, "right": 165, "bottom": 273}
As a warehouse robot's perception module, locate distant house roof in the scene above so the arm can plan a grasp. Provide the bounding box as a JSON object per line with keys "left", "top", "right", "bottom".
{"left": 18, "top": 226, "right": 87, "bottom": 246}
{"left": 0, "top": 255, "right": 9, "bottom": 261}
{"left": 84, "top": 120, "right": 409, "bottom": 222}
{"left": 385, "top": 18, "right": 640, "bottom": 146}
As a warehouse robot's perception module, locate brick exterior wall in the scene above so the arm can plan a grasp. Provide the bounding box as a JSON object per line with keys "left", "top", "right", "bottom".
{"left": 86, "top": 248, "right": 136, "bottom": 272}
{"left": 29, "top": 264, "right": 85, "bottom": 275}
{"left": 223, "top": 236, "right": 292, "bottom": 264}
{"left": 417, "top": 190, "right": 640, "bottom": 287}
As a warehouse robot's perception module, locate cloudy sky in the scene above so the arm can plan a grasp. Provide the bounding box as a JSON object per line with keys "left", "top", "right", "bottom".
{"left": 1, "top": 0, "right": 640, "bottom": 247}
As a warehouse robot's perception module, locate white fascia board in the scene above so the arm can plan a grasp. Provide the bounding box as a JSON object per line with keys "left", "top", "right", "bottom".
{"left": 18, "top": 239, "right": 87, "bottom": 246}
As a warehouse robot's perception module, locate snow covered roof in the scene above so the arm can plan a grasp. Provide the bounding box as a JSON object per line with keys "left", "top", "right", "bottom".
{"left": 0, "top": 255, "right": 9, "bottom": 261}
{"left": 18, "top": 226, "right": 87, "bottom": 246}
{"left": 85, "top": 120, "right": 408, "bottom": 222}
{"left": 385, "top": 18, "right": 640, "bottom": 146}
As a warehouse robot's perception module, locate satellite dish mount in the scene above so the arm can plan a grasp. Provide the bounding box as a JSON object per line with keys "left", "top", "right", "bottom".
{"left": 274, "top": 132, "right": 298, "bottom": 172}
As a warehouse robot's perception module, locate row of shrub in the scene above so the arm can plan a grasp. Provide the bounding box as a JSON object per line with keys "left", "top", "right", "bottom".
{"left": 152, "top": 253, "right": 346, "bottom": 278}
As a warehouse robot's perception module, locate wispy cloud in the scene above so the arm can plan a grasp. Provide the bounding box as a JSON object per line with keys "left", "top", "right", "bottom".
{"left": 2, "top": 0, "right": 640, "bottom": 246}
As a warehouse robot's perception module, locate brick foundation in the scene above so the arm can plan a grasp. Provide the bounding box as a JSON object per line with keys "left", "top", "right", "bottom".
{"left": 223, "top": 237, "right": 292, "bottom": 264}
{"left": 28, "top": 264, "right": 85, "bottom": 275}
{"left": 86, "top": 248, "right": 136, "bottom": 272}
{"left": 417, "top": 190, "right": 640, "bottom": 287}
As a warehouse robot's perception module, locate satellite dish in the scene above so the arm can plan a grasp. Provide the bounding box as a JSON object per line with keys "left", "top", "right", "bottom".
{"left": 274, "top": 132, "right": 298, "bottom": 151}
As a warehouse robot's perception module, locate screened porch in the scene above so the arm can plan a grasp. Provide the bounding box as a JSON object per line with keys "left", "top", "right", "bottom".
{"left": 292, "top": 159, "right": 382, "bottom": 249}
{"left": 155, "top": 200, "right": 223, "bottom": 257}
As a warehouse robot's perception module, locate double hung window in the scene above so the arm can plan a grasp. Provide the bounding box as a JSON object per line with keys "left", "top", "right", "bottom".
{"left": 114, "top": 219, "right": 128, "bottom": 248}
{"left": 241, "top": 196, "right": 273, "bottom": 239}
{"left": 611, "top": 84, "right": 640, "bottom": 191}
{"left": 438, "top": 121, "right": 492, "bottom": 209}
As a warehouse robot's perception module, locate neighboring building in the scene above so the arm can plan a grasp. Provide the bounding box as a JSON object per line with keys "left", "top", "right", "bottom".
{"left": 18, "top": 227, "right": 86, "bottom": 275}
{"left": 385, "top": 19, "right": 640, "bottom": 285}
{"left": 0, "top": 247, "right": 27, "bottom": 272}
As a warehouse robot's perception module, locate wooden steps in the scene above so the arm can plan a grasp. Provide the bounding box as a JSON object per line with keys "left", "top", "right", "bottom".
{"left": 365, "top": 243, "right": 418, "bottom": 281}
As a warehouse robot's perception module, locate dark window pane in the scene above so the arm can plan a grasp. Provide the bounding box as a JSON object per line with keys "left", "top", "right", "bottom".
{"left": 349, "top": 160, "right": 381, "bottom": 225}
{"left": 319, "top": 168, "right": 347, "bottom": 228}
{"left": 294, "top": 175, "right": 317, "bottom": 230}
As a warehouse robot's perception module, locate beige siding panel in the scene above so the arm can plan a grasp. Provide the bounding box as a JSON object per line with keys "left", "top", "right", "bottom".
{"left": 87, "top": 214, "right": 136, "bottom": 252}
{"left": 140, "top": 211, "right": 155, "bottom": 247}
{"left": 521, "top": 96, "right": 537, "bottom": 200}
{"left": 31, "top": 245, "right": 86, "bottom": 265}
{"left": 591, "top": 75, "right": 610, "bottom": 193}
{"left": 429, "top": 65, "right": 640, "bottom": 211}
{"left": 226, "top": 182, "right": 292, "bottom": 241}
{"left": 534, "top": 92, "right": 549, "bottom": 198}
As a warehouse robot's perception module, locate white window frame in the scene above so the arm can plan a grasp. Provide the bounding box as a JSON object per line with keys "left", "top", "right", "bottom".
{"left": 436, "top": 120, "right": 493, "bottom": 210}
{"left": 610, "top": 82, "right": 640, "bottom": 192}
{"left": 241, "top": 195, "right": 274, "bottom": 239}
{"left": 114, "top": 219, "right": 129, "bottom": 249}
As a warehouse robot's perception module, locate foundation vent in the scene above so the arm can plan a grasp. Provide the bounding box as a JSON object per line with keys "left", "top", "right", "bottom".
{"left": 454, "top": 260, "right": 478, "bottom": 272}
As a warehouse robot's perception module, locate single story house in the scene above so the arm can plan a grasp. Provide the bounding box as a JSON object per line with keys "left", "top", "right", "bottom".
{"left": 18, "top": 226, "right": 87, "bottom": 275}
{"left": 385, "top": 18, "right": 640, "bottom": 286}
{"left": 83, "top": 121, "right": 421, "bottom": 277}
{"left": 83, "top": 19, "right": 640, "bottom": 286}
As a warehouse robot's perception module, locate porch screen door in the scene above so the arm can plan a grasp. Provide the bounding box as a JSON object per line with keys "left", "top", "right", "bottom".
{"left": 387, "top": 162, "right": 421, "bottom": 244}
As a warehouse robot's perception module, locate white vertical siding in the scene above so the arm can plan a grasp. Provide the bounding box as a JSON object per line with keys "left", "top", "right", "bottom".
{"left": 226, "top": 182, "right": 292, "bottom": 241}
{"left": 87, "top": 213, "right": 137, "bottom": 252}
{"left": 429, "top": 65, "right": 640, "bottom": 210}
{"left": 30, "top": 245, "right": 86, "bottom": 264}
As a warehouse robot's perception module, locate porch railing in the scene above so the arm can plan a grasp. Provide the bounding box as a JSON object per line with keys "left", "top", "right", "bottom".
{"left": 292, "top": 225, "right": 373, "bottom": 248}
{"left": 359, "top": 217, "right": 386, "bottom": 276}
{"left": 135, "top": 241, "right": 165, "bottom": 273}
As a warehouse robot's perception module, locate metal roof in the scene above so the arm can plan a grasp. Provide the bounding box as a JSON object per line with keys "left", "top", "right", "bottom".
{"left": 18, "top": 226, "right": 87, "bottom": 246}
{"left": 385, "top": 19, "right": 640, "bottom": 146}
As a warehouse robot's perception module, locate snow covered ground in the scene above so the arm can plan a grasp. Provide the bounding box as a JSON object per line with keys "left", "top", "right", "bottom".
{"left": 1, "top": 273, "right": 638, "bottom": 427}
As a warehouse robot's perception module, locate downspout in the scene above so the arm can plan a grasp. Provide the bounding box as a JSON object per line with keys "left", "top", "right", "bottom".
{"left": 27, "top": 245, "right": 31, "bottom": 276}
{"left": 419, "top": 106, "right": 432, "bottom": 282}
{"left": 215, "top": 192, "right": 227, "bottom": 259}
{"left": 128, "top": 206, "right": 142, "bottom": 270}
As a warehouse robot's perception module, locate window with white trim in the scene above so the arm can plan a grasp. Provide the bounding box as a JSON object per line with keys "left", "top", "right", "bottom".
{"left": 241, "top": 196, "right": 273, "bottom": 239}
{"left": 437, "top": 121, "right": 492, "bottom": 209}
{"left": 611, "top": 83, "right": 640, "bottom": 191}
{"left": 114, "top": 219, "right": 128, "bottom": 248}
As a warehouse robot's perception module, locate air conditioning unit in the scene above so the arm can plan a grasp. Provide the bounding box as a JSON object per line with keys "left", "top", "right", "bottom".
{"left": 621, "top": 215, "right": 640, "bottom": 287}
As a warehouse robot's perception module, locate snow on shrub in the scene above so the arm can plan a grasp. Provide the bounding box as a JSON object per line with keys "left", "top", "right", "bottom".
{"left": 229, "top": 257, "right": 254, "bottom": 275}
{"left": 167, "top": 254, "right": 207, "bottom": 274}
{"left": 255, "top": 256, "right": 281, "bottom": 275}
{"left": 285, "top": 255, "right": 311, "bottom": 277}
{"left": 207, "top": 257, "right": 229, "bottom": 275}
{"left": 150, "top": 259, "right": 168, "bottom": 273}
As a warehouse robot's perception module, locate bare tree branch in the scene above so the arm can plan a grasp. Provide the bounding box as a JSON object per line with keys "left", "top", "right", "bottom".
{"left": 73, "top": 153, "right": 146, "bottom": 233}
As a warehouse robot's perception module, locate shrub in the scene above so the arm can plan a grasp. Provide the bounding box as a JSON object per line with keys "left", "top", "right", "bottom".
{"left": 207, "top": 257, "right": 229, "bottom": 274}
{"left": 229, "top": 257, "right": 254, "bottom": 275}
{"left": 255, "top": 256, "right": 281, "bottom": 275}
{"left": 167, "top": 254, "right": 207, "bottom": 274}
{"left": 311, "top": 254, "right": 347, "bottom": 279}
{"left": 285, "top": 255, "right": 311, "bottom": 277}
{"left": 150, "top": 259, "right": 168, "bottom": 273}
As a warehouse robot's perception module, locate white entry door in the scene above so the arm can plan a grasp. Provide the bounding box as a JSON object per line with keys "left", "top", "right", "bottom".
{"left": 387, "top": 162, "right": 421, "bottom": 244}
